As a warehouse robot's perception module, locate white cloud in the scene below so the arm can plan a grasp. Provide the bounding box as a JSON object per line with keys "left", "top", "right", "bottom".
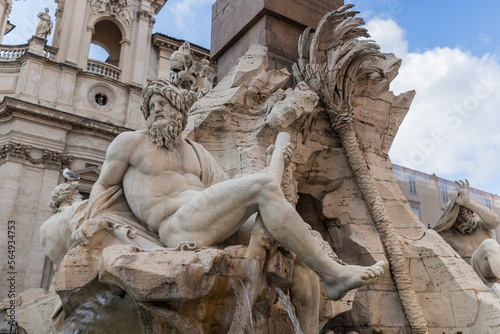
{"left": 164, "top": 0, "right": 213, "bottom": 44}
{"left": 364, "top": 17, "right": 408, "bottom": 58}
{"left": 363, "top": 18, "right": 500, "bottom": 195}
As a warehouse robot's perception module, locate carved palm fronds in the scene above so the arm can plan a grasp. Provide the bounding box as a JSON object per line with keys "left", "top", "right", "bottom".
{"left": 293, "top": 5, "right": 429, "bottom": 333}
{"left": 293, "top": 4, "right": 384, "bottom": 125}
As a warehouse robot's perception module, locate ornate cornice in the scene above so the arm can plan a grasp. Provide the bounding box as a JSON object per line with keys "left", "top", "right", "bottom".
{"left": 54, "top": 0, "right": 64, "bottom": 17}
{"left": 137, "top": 10, "right": 155, "bottom": 26}
{"left": 150, "top": 0, "right": 167, "bottom": 15}
{"left": 0, "top": 96, "right": 135, "bottom": 136}
{"left": 152, "top": 34, "right": 214, "bottom": 65}
{"left": 55, "top": 7, "right": 64, "bottom": 18}
{"left": 0, "top": 141, "right": 73, "bottom": 168}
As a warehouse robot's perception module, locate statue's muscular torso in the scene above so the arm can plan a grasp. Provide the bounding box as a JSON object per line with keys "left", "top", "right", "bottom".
{"left": 103, "top": 130, "right": 207, "bottom": 233}
{"left": 439, "top": 223, "right": 494, "bottom": 263}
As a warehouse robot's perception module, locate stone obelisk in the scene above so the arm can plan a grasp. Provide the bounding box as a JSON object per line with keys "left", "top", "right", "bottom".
{"left": 211, "top": 0, "right": 343, "bottom": 80}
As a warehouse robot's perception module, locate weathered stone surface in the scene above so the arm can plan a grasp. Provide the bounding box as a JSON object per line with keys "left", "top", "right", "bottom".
{"left": 49, "top": 241, "right": 327, "bottom": 334}
{"left": 99, "top": 245, "right": 232, "bottom": 301}
{"left": 473, "top": 291, "right": 500, "bottom": 332}
{"left": 51, "top": 247, "right": 100, "bottom": 292}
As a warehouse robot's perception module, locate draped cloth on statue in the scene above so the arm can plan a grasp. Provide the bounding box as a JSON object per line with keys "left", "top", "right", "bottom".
{"left": 69, "top": 138, "right": 227, "bottom": 251}
{"left": 434, "top": 191, "right": 460, "bottom": 233}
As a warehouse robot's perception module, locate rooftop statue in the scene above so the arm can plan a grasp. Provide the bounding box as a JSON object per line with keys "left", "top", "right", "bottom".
{"left": 35, "top": 7, "right": 52, "bottom": 39}
{"left": 434, "top": 179, "right": 500, "bottom": 284}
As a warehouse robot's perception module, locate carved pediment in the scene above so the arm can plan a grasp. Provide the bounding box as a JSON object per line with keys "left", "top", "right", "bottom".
{"left": 72, "top": 166, "right": 100, "bottom": 182}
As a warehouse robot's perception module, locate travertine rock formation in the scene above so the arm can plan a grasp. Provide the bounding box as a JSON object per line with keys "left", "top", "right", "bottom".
{"left": 186, "top": 5, "right": 500, "bottom": 333}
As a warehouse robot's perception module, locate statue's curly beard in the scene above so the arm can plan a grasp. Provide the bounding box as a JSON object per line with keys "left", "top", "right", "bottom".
{"left": 455, "top": 207, "right": 478, "bottom": 234}
{"left": 147, "top": 111, "right": 185, "bottom": 150}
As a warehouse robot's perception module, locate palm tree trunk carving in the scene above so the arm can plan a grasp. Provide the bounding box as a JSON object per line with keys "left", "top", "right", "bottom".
{"left": 293, "top": 4, "right": 428, "bottom": 333}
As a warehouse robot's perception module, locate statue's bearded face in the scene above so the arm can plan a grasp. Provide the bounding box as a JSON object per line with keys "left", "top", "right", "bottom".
{"left": 146, "top": 94, "right": 185, "bottom": 150}
{"left": 455, "top": 206, "right": 478, "bottom": 234}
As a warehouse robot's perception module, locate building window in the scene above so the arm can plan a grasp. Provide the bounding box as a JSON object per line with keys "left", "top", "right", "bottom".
{"left": 409, "top": 201, "right": 421, "bottom": 221}
{"left": 89, "top": 20, "right": 122, "bottom": 67}
{"left": 85, "top": 163, "right": 98, "bottom": 168}
{"left": 411, "top": 207, "right": 421, "bottom": 220}
{"left": 408, "top": 175, "right": 417, "bottom": 195}
{"left": 95, "top": 93, "right": 108, "bottom": 106}
{"left": 440, "top": 184, "right": 449, "bottom": 203}
{"left": 485, "top": 198, "right": 492, "bottom": 209}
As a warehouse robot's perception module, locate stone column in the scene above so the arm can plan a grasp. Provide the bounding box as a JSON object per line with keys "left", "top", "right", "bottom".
{"left": 0, "top": 0, "right": 12, "bottom": 44}
{"left": 51, "top": 0, "right": 65, "bottom": 49}
{"left": 154, "top": 41, "right": 173, "bottom": 80}
{"left": 55, "top": 0, "right": 88, "bottom": 66}
{"left": 128, "top": 10, "right": 155, "bottom": 86}
{"left": 118, "top": 38, "right": 131, "bottom": 82}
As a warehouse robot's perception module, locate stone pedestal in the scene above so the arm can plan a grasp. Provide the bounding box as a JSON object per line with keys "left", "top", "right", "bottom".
{"left": 28, "top": 36, "right": 47, "bottom": 57}
{"left": 211, "top": 0, "right": 343, "bottom": 80}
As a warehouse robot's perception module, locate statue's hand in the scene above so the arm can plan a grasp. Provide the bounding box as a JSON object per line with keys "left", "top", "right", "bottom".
{"left": 266, "top": 144, "right": 275, "bottom": 167}
{"left": 282, "top": 143, "right": 294, "bottom": 168}
{"left": 71, "top": 219, "right": 108, "bottom": 246}
{"left": 455, "top": 179, "right": 471, "bottom": 206}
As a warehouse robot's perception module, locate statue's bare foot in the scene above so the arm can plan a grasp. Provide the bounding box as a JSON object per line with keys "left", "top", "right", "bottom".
{"left": 322, "top": 261, "right": 385, "bottom": 301}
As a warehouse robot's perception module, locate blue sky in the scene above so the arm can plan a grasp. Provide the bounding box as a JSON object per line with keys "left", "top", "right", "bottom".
{"left": 348, "top": 0, "right": 500, "bottom": 58}
{"left": 3, "top": 0, "right": 500, "bottom": 196}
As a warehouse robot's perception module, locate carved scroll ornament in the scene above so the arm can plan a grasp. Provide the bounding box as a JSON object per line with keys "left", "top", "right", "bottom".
{"left": 0, "top": 142, "right": 73, "bottom": 168}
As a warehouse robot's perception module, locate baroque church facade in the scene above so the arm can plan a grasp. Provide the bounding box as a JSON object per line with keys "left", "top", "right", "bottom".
{"left": 0, "top": 0, "right": 213, "bottom": 296}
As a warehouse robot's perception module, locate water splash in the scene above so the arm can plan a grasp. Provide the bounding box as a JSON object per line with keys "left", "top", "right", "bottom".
{"left": 63, "top": 290, "right": 144, "bottom": 334}
{"left": 273, "top": 285, "right": 304, "bottom": 334}
{"left": 229, "top": 276, "right": 255, "bottom": 334}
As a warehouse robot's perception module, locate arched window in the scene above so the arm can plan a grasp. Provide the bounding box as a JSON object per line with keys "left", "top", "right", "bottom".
{"left": 89, "top": 20, "right": 122, "bottom": 67}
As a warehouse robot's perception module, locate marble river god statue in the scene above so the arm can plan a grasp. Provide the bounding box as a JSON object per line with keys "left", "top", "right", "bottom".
{"left": 74, "top": 79, "right": 383, "bottom": 297}
{"left": 434, "top": 179, "right": 500, "bottom": 284}
{"left": 40, "top": 79, "right": 384, "bottom": 334}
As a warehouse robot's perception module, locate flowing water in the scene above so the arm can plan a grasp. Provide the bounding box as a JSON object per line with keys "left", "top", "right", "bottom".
{"left": 229, "top": 276, "right": 255, "bottom": 334}
{"left": 62, "top": 290, "right": 144, "bottom": 334}
{"left": 273, "top": 285, "right": 304, "bottom": 334}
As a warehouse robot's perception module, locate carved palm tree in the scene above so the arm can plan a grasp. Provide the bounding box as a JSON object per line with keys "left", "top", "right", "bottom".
{"left": 293, "top": 5, "right": 428, "bottom": 333}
